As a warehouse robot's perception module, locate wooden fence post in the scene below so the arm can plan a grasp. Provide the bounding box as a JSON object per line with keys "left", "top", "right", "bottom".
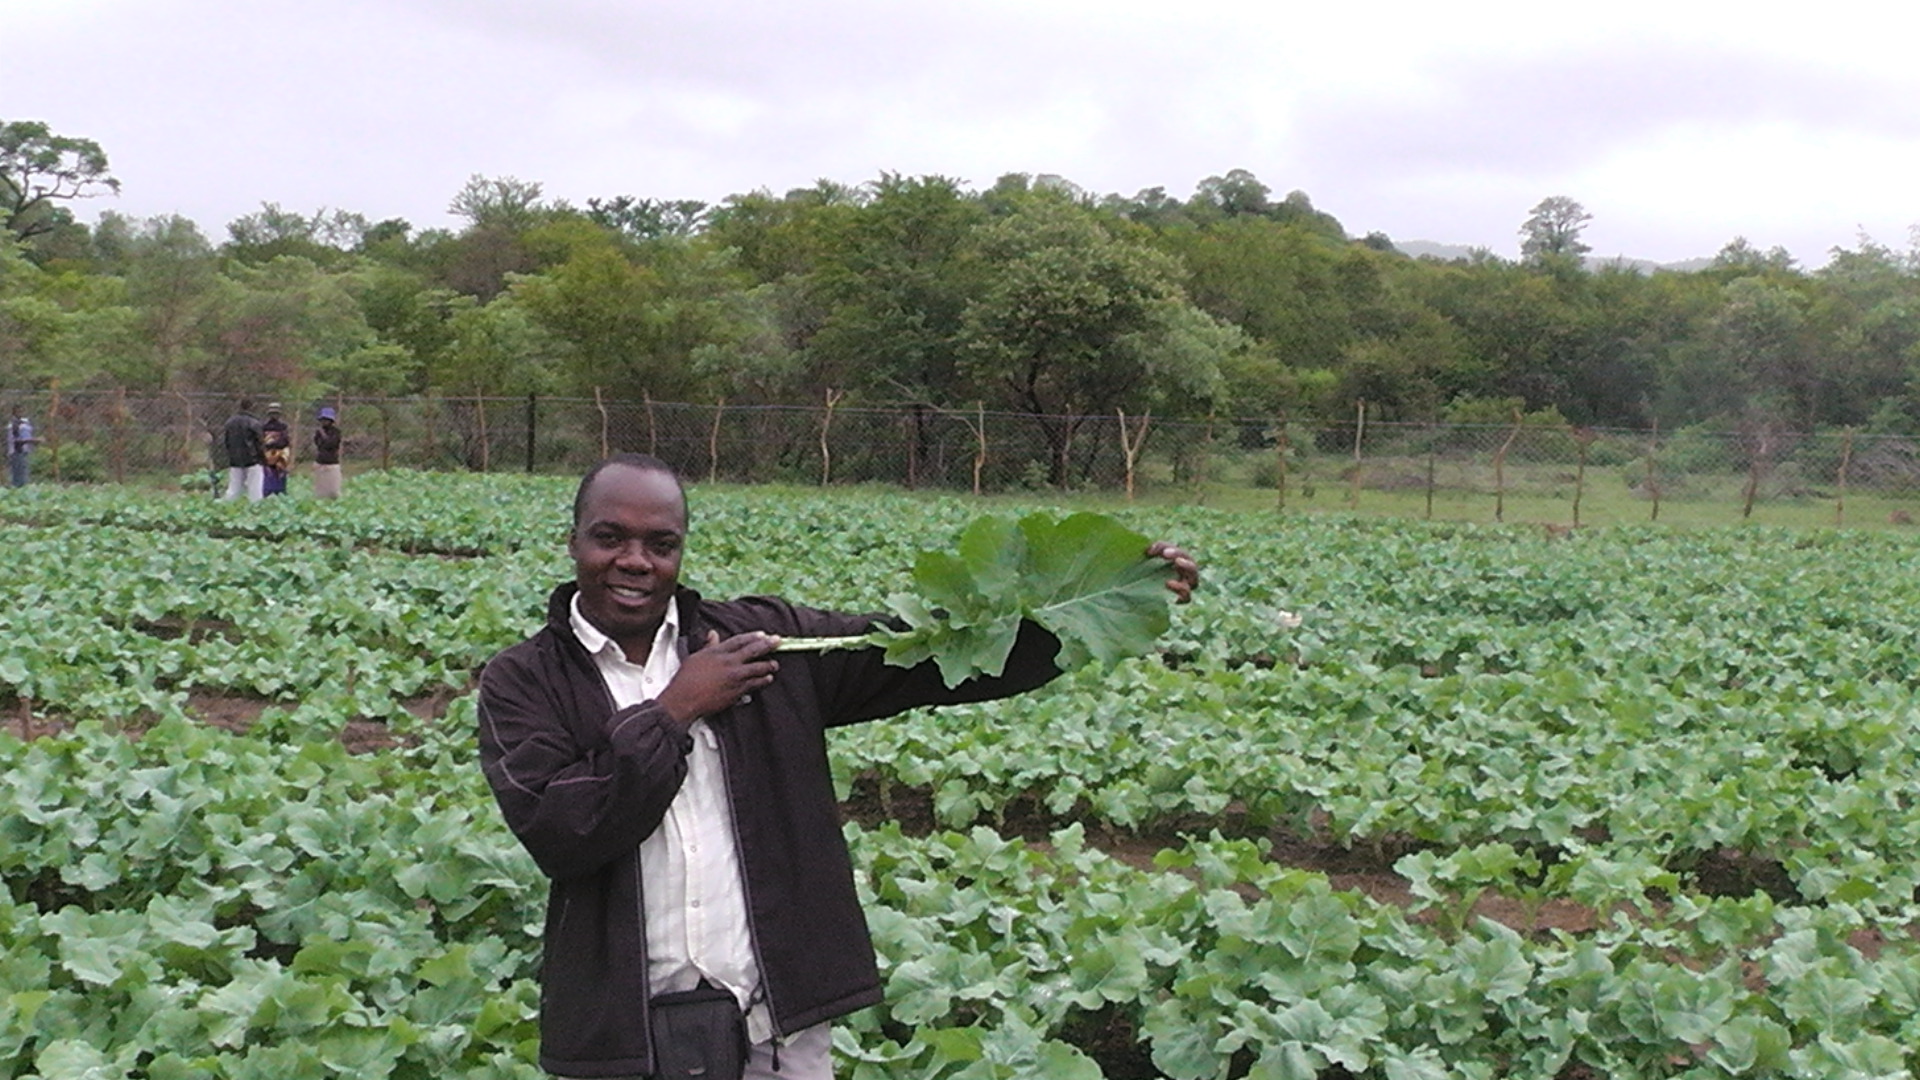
{"left": 1571, "top": 427, "right": 1594, "bottom": 527}
{"left": 174, "top": 391, "right": 197, "bottom": 472}
{"left": 1197, "top": 410, "right": 1215, "bottom": 507}
{"left": 820, "top": 388, "right": 844, "bottom": 486}
{"left": 1425, "top": 425, "right": 1437, "bottom": 520}
{"left": 47, "top": 381, "right": 60, "bottom": 482}
{"left": 593, "top": 387, "right": 610, "bottom": 459}
{"left": 1348, "top": 399, "right": 1366, "bottom": 511}
{"left": 1117, "top": 408, "right": 1150, "bottom": 501}
{"left": 971, "top": 403, "right": 987, "bottom": 496}
{"left": 1835, "top": 428, "right": 1855, "bottom": 527}
{"left": 708, "top": 399, "right": 725, "bottom": 484}
{"left": 1493, "top": 408, "right": 1521, "bottom": 523}
{"left": 111, "top": 387, "right": 128, "bottom": 483}
{"left": 1275, "top": 412, "right": 1289, "bottom": 512}
{"left": 1646, "top": 420, "right": 1661, "bottom": 522}
{"left": 525, "top": 393, "right": 537, "bottom": 473}
{"left": 475, "top": 394, "right": 490, "bottom": 472}
{"left": 1741, "top": 429, "right": 1772, "bottom": 520}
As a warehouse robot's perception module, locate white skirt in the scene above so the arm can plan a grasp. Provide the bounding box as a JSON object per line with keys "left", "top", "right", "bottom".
{"left": 313, "top": 463, "right": 342, "bottom": 498}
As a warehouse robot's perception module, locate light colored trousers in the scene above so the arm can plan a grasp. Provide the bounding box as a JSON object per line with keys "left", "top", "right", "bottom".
{"left": 223, "top": 465, "right": 263, "bottom": 501}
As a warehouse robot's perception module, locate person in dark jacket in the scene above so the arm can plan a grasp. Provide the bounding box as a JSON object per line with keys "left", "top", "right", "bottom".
{"left": 477, "top": 454, "right": 1198, "bottom": 1080}
{"left": 220, "top": 399, "right": 265, "bottom": 501}
{"left": 311, "top": 407, "right": 342, "bottom": 498}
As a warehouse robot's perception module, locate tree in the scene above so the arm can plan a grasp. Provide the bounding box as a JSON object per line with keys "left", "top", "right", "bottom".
{"left": 959, "top": 198, "right": 1228, "bottom": 485}
{"left": 448, "top": 175, "right": 547, "bottom": 231}
{"left": 0, "top": 236, "right": 141, "bottom": 388}
{"left": 1519, "top": 196, "right": 1592, "bottom": 263}
{"left": 585, "top": 196, "right": 709, "bottom": 242}
{"left": 803, "top": 174, "right": 986, "bottom": 404}
{"left": 1190, "top": 169, "right": 1272, "bottom": 218}
{"left": 224, "top": 203, "right": 369, "bottom": 266}
{"left": 0, "top": 121, "right": 120, "bottom": 240}
{"left": 115, "top": 214, "right": 221, "bottom": 389}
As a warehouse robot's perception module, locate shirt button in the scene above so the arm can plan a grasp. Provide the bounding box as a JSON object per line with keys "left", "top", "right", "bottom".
{"left": 690, "top": 899, "right": 701, "bottom": 909}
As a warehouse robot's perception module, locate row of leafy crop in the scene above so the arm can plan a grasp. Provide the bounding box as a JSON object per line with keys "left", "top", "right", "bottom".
{"left": 0, "top": 472, "right": 999, "bottom": 568}
{"left": 17, "top": 484, "right": 1920, "bottom": 919}
{"left": 0, "top": 483, "right": 1008, "bottom": 724}
{"left": 25, "top": 476, "right": 1920, "bottom": 696}
{"left": 0, "top": 523, "right": 547, "bottom": 719}
{"left": 0, "top": 719, "right": 545, "bottom": 1080}
{"left": 7, "top": 721, "right": 1918, "bottom": 1080}
{"left": 831, "top": 646, "right": 1920, "bottom": 924}
{"left": 0, "top": 472, "right": 574, "bottom": 557}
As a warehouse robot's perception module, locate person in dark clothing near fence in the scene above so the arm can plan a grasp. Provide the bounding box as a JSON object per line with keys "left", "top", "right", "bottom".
{"left": 221, "top": 399, "right": 265, "bottom": 501}
{"left": 476, "top": 454, "right": 1198, "bottom": 1080}
{"left": 312, "top": 407, "right": 343, "bottom": 498}
{"left": 260, "top": 403, "right": 291, "bottom": 496}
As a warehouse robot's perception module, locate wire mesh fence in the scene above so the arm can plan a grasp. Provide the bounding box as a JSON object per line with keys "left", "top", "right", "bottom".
{"left": 8, "top": 389, "right": 1920, "bottom": 526}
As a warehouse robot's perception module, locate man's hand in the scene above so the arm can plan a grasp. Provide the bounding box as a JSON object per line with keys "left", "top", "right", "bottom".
{"left": 1148, "top": 541, "right": 1200, "bottom": 604}
{"left": 655, "top": 631, "right": 781, "bottom": 727}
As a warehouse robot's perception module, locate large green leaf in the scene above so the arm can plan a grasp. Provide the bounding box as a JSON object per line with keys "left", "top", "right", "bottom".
{"left": 876, "top": 511, "right": 1173, "bottom": 687}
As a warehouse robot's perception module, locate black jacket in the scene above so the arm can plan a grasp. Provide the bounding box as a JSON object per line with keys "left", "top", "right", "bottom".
{"left": 477, "top": 582, "right": 1062, "bottom": 1078}
{"left": 221, "top": 412, "right": 263, "bottom": 468}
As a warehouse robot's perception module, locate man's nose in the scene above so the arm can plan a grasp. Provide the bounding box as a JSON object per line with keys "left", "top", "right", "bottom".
{"left": 613, "top": 540, "right": 654, "bottom": 570}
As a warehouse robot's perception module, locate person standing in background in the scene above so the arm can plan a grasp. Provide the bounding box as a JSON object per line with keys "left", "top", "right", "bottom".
{"left": 312, "top": 407, "right": 343, "bottom": 499}
{"left": 7, "top": 407, "right": 38, "bottom": 488}
{"left": 221, "top": 399, "right": 265, "bottom": 501}
{"left": 261, "top": 403, "right": 291, "bottom": 497}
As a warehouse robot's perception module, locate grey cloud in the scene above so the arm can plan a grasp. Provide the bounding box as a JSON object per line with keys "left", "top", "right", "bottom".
{"left": 1297, "top": 46, "right": 1920, "bottom": 178}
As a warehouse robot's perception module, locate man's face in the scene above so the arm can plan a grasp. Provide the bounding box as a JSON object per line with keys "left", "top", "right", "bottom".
{"left": 568, "top": 465, "right": 686, "bottom": 655}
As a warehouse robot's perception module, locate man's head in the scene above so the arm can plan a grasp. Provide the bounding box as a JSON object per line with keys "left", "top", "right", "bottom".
{"left": 568, "top": 455, "right": 687, "bottom": 654}
{"left": 238, "top": 398, "right": 253, "bottom": 414}
{"left": 266, "top": 402, "right": 282, "bottom": 416}
{"left": 317, "top": 407, "right": 337, "bottom": 425}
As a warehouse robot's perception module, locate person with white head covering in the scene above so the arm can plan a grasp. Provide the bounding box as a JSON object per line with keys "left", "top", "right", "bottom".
{"left": 7, "top": 405, "right": 38, "bottom": 488}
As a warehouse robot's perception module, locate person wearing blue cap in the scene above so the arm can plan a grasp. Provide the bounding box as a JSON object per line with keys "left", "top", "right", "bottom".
{"left": 312, "top": 406, "right": 343, "bottom": 498}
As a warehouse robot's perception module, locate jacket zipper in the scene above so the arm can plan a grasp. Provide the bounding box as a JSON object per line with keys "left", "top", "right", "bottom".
{"left": 712, "top": 716, "right": 784, "bottom": 1041}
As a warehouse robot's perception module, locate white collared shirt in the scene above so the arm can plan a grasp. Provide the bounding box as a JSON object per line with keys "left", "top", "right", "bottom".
{"left": 569, "top": 594, "right": 774, "bottom": 1043}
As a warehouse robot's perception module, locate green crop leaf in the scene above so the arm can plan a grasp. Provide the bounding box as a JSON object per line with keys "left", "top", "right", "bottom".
{"left": 29, "top": 1037, "right": 117, "bottom": 1080}
{"left": 871, "top": 511, "right": 1175, "bottom": 688}
{"left": 1707, "top": 1015, "right": 1792, "bottom": 1073}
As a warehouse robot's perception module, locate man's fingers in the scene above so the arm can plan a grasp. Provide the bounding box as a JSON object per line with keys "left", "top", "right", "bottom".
{"left": 1146, "top": 540, "right": 1200, "bottom": 604}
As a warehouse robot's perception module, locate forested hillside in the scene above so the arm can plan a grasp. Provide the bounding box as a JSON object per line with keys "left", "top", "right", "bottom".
{"left": 6, "top": 119, "right": 1920, "bottom": 443}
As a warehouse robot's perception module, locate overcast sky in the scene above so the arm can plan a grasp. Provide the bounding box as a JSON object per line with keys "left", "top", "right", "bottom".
{"left": 10, "top": 0, "right": 1920, "bottom": 268}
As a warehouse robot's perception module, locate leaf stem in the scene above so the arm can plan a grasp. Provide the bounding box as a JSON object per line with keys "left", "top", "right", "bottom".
{"left": 772, "top": 635, "right": 875, "bottom": 653}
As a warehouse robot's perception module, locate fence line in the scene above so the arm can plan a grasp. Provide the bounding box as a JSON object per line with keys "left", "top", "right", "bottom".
{"left": 7, "top": 390, "right": 1920, "bottom": 524}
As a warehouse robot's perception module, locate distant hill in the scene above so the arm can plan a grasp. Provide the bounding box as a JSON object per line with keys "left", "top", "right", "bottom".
{"left": 1393, "top": 239, "right": 1712, "bottom": 273}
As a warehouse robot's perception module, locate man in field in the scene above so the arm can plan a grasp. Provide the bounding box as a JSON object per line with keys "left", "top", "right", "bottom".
{"left": 477, "top": 453, "right": 1197, "bottom": 1080}
{"left": 220, "top": 398, "right": 265, "bottom": 502}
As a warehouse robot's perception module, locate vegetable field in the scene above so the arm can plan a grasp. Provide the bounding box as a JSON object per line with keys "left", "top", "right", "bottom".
{"left": 5, "top": 475, "right": 1920, "bottom": 1079}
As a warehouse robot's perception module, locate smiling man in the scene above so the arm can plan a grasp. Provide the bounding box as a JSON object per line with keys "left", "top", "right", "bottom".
{"left": 477, "top": 453, "right": 1198, "bottom": 1080}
